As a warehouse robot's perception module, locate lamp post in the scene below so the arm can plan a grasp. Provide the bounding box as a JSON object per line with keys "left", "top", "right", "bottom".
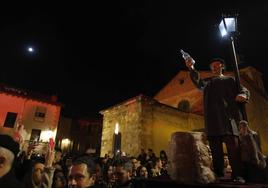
{"left": 113, "top": 123, "right": 121, "bottom": 156}
{"left": 218, "top": 15, "right": 248, "bottom": 121}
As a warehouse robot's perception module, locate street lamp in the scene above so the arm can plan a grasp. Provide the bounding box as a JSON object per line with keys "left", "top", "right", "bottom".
{"left": 218, "top": 15, "right": 248, "bottom": 121}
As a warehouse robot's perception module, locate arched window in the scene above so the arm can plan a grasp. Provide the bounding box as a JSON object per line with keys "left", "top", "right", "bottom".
{"left": 178, "top": 99, "right": 190, "bottom": 112}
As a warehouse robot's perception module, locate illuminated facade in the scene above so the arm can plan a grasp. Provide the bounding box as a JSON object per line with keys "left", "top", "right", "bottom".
{"left": 100, "top": 95, "right": 204, "bottom": 157}
{"left": 0, "top": 84, "right": 61, "bottom": 144}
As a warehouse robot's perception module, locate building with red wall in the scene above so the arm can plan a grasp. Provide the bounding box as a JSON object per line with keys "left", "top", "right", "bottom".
{"left": 0, "top": 83, "right": 62, "bottom": 145}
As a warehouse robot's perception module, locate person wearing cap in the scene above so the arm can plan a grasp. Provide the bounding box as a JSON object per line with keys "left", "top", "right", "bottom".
{"left": 0, "top": 134, "right": 26, "bottom": 188}
{"left": 185, "top": 57, "right": 250, "bottom": 183}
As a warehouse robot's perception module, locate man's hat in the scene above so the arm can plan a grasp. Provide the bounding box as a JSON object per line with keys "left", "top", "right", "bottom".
{"left": 209, "top": 58, "right": 226, "bottom": 70}
{"left": 0, "top": 134, "right": 20, "bottom": 156}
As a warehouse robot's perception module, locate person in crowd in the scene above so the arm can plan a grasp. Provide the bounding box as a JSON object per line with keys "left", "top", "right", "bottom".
{"left": 68, "top": 156, "right": 97, "bottom": 188}
{"left": 52, "top": 170, "right": 67, "bottom": 188}
{"left": 100, "top": 155, "right": 110, "bottom": 172}
{"left": 185, "top": 57, "right": 250, "bottom": 183}
{"left": 150, "top": 157, "right": 168, "bottom": 179}
{"left": 223, "top": 154, "right": 232, "bottom": 179}
{"left": 137, "top": 166, "right": 148, "bottom": 179}
{"left": 94, "top": 158, "right": 108, "bottom": 188}
{"left": 103, "top": 164, "right": 116, "bottom": 188}
{"left": 159, "top": 150, "right": 168, "bottom": 169}
{"left": 24, "top": 146, "right": 55, "bottom": 188}
{"left": 0, "top": 134, "right": 25, "bottom": 188}
{"left": 114, "top": 161, "right": 133, "bottom": 188}
{"left": 137, "top": 149, "right": 147, "bottom": 166}
{"left": 130, "top": 157, "right": 141, "bottom": 178}
{"left": 239, "top": 120, "right": 267, "bottom": 183}
{"left": 146, "top": 149, "right": 156, "bottom": 163}
{"left": 54, "top": 147, "right": 64, "bottom": 171}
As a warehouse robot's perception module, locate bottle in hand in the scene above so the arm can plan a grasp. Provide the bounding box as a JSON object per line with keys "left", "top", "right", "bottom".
{"left": 180, "top": 49, "right": 195, "bottom": 64}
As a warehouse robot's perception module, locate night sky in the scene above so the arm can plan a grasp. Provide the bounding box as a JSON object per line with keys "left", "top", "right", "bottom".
{"left": 0, "top": 2, "right": 267, "bottom": 117}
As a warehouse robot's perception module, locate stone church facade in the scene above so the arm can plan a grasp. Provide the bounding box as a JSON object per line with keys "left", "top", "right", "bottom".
{"left": 100, "top": 95, "right": 203, "bottom": 157}
{"left": 100, "top": 66, "right": 268, "bottom": 156}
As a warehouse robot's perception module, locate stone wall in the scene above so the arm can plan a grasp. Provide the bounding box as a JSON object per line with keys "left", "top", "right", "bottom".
{"left": 100, "top": 97, "right": 142, "bottom": 157}
{"left": 100, "top": 95, "right": 204, "bottom": 157}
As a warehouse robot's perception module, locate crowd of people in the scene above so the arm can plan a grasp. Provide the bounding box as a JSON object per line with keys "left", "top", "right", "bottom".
{"left": 1, "top": 124, "right": 268, "bottom": 188}
{"left": 0, "top": 135, "right": 171, "bottom": 188}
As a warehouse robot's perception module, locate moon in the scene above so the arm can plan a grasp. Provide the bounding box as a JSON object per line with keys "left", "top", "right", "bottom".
{"left": 27, "top": 47, "right": 34, "bottom": 52}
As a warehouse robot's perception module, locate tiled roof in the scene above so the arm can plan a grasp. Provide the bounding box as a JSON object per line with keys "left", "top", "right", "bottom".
{"left": 0, "top": 83, "right": 63, "bottom": 106}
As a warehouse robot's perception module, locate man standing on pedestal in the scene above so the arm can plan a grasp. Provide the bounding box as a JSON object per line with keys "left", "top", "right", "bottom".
{"left": 184, "top": 57, "right": 250, "bottom": 183}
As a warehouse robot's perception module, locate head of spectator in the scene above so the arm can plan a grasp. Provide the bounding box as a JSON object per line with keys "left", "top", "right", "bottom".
{"left": 137, "top": 149, "right": 147, "bottom": 165}
{"left": 160, "top": 150, "right": 167, "bottom": 161}
{"left": 223, "top": 154, "right": 230, "bottom": 168}
{"left": 138, "top": 166, "right": 148, "bottom": 179}
{"left": 115, "top": 161, "right": 133, "bottom": 186}
{"left": 32, "top": 161, "right": 45, "bottom": 185}
{"left": 0, "top": 134, "right": 20, "bottom": 178}
{"left": 53, "top": 147, "right": 63, "bottom": 171}
{"left": 131, "top": 157, "right": 141, "bottom": 171}
{"left": 101, "top": 156, "right": 108, "bottom": 166}
{"left": 147, "top": 149, "right": 156, "bottom": 161}
{"left": 149, "top": 157, "right": 163, "bottom": 177}
{"left": 68, "top": 156, "right": 96, "bottom": 188}
{"left": 106, "top": 165, "right": 114, "bottom": 180}
{"left": 54, "top": 147, "right": 62, "bottom": 163}
{"left": 22, "top": 155, "right": 44, "bottom": 186}
{"left": 52, "top": 170, "right": 66, "bottom": 188}
{"left": 103, "top": 164, "right": 116, "bottom": 187}
{"left": 93, "top": 158, "right": 103, "bottom": 185}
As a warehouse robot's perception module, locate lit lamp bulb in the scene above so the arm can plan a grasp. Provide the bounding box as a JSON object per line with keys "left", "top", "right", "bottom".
{"left": 115, "top": 123, "right": 119, "bottom": 135}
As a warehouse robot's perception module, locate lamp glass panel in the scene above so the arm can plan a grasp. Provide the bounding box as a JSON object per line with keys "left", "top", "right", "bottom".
{"left": 219, "top": 17, "right": 236, "bottom": 37}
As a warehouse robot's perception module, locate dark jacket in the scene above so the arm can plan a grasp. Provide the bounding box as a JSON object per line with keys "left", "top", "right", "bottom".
{"left": 190, "top": 70, "right": 250, "bottom": 136}
{"left": 0, "top": 170, "right": 26, "bottom": 188}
